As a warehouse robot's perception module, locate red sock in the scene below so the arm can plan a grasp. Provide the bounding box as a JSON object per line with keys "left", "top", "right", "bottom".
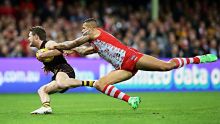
{"left": 102, "top": 84, "right": 130, "bottom": 102}
{"left": 172, "top": 57, "right": 200, "bottom": 69}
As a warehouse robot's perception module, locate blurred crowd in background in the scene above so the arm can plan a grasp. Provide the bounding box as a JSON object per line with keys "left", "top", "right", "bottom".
{"left": 0, "top": 0, "right": 219, "bottom": 58}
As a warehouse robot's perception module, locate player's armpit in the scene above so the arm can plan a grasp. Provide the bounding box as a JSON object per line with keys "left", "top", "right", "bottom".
{"left": 36, "top": 50, "right": 45, "bottom": 61}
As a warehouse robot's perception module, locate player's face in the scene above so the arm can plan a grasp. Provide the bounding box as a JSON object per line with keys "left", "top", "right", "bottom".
{"left": 82, "top": 23, "right": 90, "bottom": 35}
{"left": 28, "top": 32, "right": 35, "bottom": 47}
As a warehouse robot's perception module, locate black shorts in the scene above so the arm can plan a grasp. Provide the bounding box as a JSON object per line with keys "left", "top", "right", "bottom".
{"left": 51, "top": 71, "right": 75, "bottom": 81}
{"left": 51, "top": 64, "right": 76, "bottom": 93}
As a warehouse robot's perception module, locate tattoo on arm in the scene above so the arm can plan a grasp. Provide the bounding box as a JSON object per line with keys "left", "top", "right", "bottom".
{"left": 55, "top": 35, "right": 90, "bottom": 50}
{"left": 83, "top": 46, "right": 96, "bottom": 55}
{"left": 71, "top": 46, "right": 96, "bottom": 56}
{"left": 40, "top": 50, "right": 62, "bottom": 58}
{"left": 69, "top": 35, "right": 90, "bottom": 48}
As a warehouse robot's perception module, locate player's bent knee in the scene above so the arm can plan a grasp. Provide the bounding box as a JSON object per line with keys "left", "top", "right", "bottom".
{"left": 93, "top": 81, "right": 105, "bottom": 90}
{"left": 93, "top": 81, "right": 100, "bottom": 89}
{"left": 38, "top": 85, "right": 48, "bottom": 94}
{"left": 37, "top": 87, "right": 42, "bottom": 94}
{"left": 93, "top": 81, "right": 110, "bottom": 91}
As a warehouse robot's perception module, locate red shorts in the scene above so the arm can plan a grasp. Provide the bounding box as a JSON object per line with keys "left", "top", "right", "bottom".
{"left": 119, "top": 47, "right": 143, "bottom": 75}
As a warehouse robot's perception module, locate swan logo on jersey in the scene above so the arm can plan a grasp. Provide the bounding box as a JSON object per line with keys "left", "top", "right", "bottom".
{"left": 93, "top": 40, "right": 126, "bottom": 69}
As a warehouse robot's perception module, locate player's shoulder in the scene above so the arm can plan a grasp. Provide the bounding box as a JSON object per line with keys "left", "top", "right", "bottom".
{"left": 45, "top": 40, "right": 58, "bottom": 48}
{"left": 47, "top": 40, "right": 57, "bottom": 44}
{"left": 90, "top": 28, "right": 101, "bottom": 40}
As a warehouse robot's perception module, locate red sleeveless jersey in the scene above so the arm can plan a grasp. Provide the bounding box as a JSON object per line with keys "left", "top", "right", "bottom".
{"left": 90, "top": 28, "right": 131, "bottom": 69}
{"left": 90, "top": 28, "right": 144, "bottom": 73}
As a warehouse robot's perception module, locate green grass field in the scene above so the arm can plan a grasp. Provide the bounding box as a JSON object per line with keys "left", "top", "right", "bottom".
{"left": 0, "top": 92, "right": 219, "bottom": 124}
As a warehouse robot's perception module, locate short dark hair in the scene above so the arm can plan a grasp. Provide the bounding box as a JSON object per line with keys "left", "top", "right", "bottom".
{"left": 83, "top": 18, "right": 97, "bottom": 23}
{"left": 30, "top": 26, "right": 46, "bottom": 41}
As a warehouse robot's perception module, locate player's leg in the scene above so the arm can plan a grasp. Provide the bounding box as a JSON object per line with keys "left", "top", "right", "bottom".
{"left": 135, "top": 54, "right": 218, "bottom": 71}
{"left": 55, "top": 72, "right": 81, "bottom": 89}
{"left": 55, "top": 72, "right": 95, "bottom": 89}
{"left": 93, "top": 70, "right": 141, "bottom": 109}
{"left": 135, "top": 54, "right": 175, "bottom": 71}
{"left": 94, "top": 70, "right": 133, "bottom": 90}
{"left": 38, "top": 81, "right": 60, "bottom": 105}
{"left": 31, "top": 81, "right": 62, "bottom": 114}
{"left": 171, "top": 54, "right": 218, "bottom": 68}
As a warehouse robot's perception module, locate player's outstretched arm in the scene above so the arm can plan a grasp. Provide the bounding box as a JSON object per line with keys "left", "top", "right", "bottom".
{"left": 52, "top": 35, "right": 91, "bottom": 50}
{"left": 37, "top": 41, "right": 63, "bottom": 60}
{"left": 37, "top": 49, "right": 62, "bottom": 59}
{"left": 73, "top": 46, "right": 96, "bottom": 56}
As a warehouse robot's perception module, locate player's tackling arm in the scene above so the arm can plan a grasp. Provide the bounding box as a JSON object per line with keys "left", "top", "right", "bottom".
{"left": 37, "top": 41, "right": 63, "bottom": 59}
{"left": 54, "top": 35, "right": 91, "bottom": 50}
{"left": 73, "top": 46, "right": 96, "bottom": 56}
{"left": 63, "top": 46, "right": 96, "bottom": 56}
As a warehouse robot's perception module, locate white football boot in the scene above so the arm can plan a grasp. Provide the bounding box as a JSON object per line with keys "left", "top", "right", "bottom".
{"left": 30, "top": 106, "right": 52, "bottom": 114}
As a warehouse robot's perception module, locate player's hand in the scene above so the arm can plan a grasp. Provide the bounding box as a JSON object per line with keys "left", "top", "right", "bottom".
{"left": 82, "top": 29, "right": 90, "bottom": 36}
{"left": 36, "top": 51, "right": 44, "bottom": 61}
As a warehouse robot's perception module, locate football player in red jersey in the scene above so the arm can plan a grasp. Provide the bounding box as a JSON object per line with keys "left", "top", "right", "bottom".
{"left": 49, "top": 18, "right": 218, "bottom": 109}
